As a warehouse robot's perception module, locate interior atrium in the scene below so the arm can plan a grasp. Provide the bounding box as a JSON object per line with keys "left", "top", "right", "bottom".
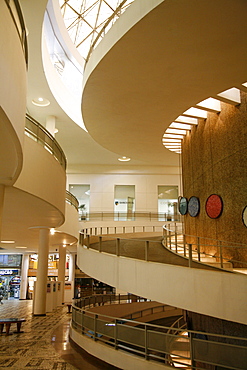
{"left": 0, "top": 0, "right": 247, "bottom": 369}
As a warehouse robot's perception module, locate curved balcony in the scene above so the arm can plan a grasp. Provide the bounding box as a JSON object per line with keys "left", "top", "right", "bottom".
{"left": 5, "top": 0, "right": 28, "bottom": 65}
{"left": 25, "top": 114, "right": 67, "bottom": 170}
{"left": 77, "top": 223, "right": 247, "bottom": 325}
{"left": 0, "top": 0, "right": 28, "bottom": 185}
{"left": 71, "top": 294, "right": 247, "bottom": 369}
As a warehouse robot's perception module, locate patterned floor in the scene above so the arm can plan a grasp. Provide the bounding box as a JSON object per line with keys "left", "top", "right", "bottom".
{"left": 0, "top": 299, "right": 77, "bottom": 370}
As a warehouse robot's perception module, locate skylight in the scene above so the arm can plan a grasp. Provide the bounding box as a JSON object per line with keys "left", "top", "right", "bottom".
{"left": 59, "top": 0, "right": 134, "bottom": 62}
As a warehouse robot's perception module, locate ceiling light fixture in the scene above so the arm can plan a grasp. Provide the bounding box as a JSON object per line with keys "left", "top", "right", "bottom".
{"left": 1, "top": 240, "right": 15, "bottom": 244}
{"left": 118, "top": 156, "right": 131, "bottom": 162}
{"left": 32, "top": 97, "right": 50, "bottom": 107}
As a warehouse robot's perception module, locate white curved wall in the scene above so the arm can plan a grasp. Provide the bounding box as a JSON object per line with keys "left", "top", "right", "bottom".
{"left": 58, "top": 202, "right": 79, "bottom": 239}
{"left": 83, "top": 0, "right": 163, "bottom": 86}
{"left": 77, "top": 245, "right": 247, "bottom": 325}
{"left": 14, "top": 136, "right": 66, "bottom": 216}
{"left": 0, "top": 1, "right": 26, "bottom": 184}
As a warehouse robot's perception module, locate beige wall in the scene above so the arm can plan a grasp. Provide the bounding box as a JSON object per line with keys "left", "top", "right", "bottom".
{"left": 67, "top": 169, "right": 180, "bottom": 213}
{"left": 182, "top": 91, "right": 247, "bottom": 263}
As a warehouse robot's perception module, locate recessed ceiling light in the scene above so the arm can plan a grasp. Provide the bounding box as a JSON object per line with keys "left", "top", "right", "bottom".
{"left": 16, "top": 246, "right": 27, "bottom": 249}
{"left": 118, "top": 156, "right": 131, "bottom": 162}
{"left": 1, "top": 240, "right": 15, "bottom": 244}
{"left": 32, "top": 97, "right": 50, "bottom": 107}
{"left": 50, "top": 228, "right": 55, "bottom": 235}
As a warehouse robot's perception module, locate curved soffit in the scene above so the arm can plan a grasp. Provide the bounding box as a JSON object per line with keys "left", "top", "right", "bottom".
{"left": 82, "top": 0, "right": 247, "bottom": 164}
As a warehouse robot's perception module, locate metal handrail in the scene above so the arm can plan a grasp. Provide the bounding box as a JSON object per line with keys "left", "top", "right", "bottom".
{"left": 74, "top": 293, "right": 148, "bottom": 309}
{"left": 65, "top": 191, "right": 79, "bottom": 211}
{"left": 5, "top": 0, "right": 28, "bottom": 66}
{"left": 25, "top": 114, "right": 67, "bottom": 170}
{"left": 72, "top": 300, "right": 247, "bottom": 369}
{"left": 74, "top": 294, "right": 177, "bottom": 321}
{"left": 80, "top": 224, "right": 164, "bottom": 240}
{"left": 80, "top": 211, "right": 181, "bottom": 222}
{"left": 163, "top": 222, "right": 247, "bottom": 271}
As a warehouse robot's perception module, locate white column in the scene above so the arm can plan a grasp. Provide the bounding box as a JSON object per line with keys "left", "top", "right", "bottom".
{"left": 19, "top": 254, "right": 29, "bottom": 300}
{"left": 33, "top": 228, "right": 49, "bottom": 315}
{"left": 46, "top": 115, "right": 56, "bottom": 137}
{"left": 0, "top": 185, "right": 5, "bottom": 241}
{"left": 69, "top": 252, "right": 75, "bottom": 298}
{"left": 58, "top": 245, "right": 66, "bottom": 304}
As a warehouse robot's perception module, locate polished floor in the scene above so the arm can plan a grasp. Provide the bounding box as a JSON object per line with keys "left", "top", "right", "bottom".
{"left": 0, "top": 299, "right": 118, "bottom": 369}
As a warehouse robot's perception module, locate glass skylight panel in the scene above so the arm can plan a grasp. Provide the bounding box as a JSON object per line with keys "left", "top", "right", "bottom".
{"left": 59, "top": 0, "right": 134, "bottom": 61}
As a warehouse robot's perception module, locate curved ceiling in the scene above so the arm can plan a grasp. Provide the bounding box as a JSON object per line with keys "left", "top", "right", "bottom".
{"left": 82, "top": 0, "right": 247, "bottom": 164}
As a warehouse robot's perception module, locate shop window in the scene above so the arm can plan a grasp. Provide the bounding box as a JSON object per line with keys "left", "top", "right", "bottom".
{"left": 69, "top": 184, "right": 90, "bottom": 219}
{"left": 158, "top": 186, "right": 178, "bottom": 221}
{"left": 114, "top": 185, "right": 135, "bottom": 220}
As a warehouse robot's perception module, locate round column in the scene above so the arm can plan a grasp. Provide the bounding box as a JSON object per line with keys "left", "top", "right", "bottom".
{"left": 58, "top": 245, "right": 66, "bottom": 304}
{"left": 19, "top": 254, "right": 29, "bottom": 300}
{"left": 33, "top": 228, "right": 49, "bottom": 315}
{"left": 68, "top": 252, "right": 75, "bottom": 298}
{"left": 0, "top": 185, "right": 5, "bottom": 241}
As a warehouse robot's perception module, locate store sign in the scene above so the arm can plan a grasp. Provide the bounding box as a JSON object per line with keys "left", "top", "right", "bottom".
{"left": 0, "top": 269, "right": 18, "bottom": 275}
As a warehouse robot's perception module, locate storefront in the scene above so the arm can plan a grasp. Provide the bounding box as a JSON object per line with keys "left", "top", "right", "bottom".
{"left": 0, "top": 255, "right": 22, "bottom": 299}
{"left": 27, "top": 253, "right": 70, "bottom": 299}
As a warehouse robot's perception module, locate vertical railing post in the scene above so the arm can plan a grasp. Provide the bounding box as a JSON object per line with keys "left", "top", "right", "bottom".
{"left": 197, "top": 236, "right": 201, "bottom": 262}
{"left": 145, "top": 240, "right": 149, "bottom": 261}
{"left": 183, "top": 234, "right": 186, "bottom": 257}
{"left": 188, "top": 244, "right": 192, "bottom": 267}
{"left": 169, "top": 230, "right": 172, "bottom": 249}
{"left": 115, "top": 319, "right": 118, "bottom": 349}
{"left": 116, "top": 238, "right": 120, "bottom": 256}
{"left": 219, "top": 241, "right": 223, "bottom": 268}
{"left": 86, "top": 235, "right": 90, "bottom": 248}
{"left": 99, "top": 236, "right": 102, "bottom": 252}
{"left": 163, "top": 228, "right": 167, "bottom": 247}
{"left": 145, "top": 325, "right": 149, "bottom": 360}
{"left": 189, "top": 332, "right": 196, "bottom": 369}
{"left": 82, "top": 310, "right": 85, "bottom": 335}
{"left": 94, "top": 314, "right": 98, "bottom": 341}
{"left": 175, "top": 223, "right": 178, "bottom": 253}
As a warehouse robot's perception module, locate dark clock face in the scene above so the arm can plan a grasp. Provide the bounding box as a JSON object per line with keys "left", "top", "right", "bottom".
{"left": 205, "top": 194, "right": 223, "bottom": 219}
{"left": 188, "top": 196, "right": 200, "bottom": 217}
{"left": 179, "top": 197, "right": 188, "bottom": 215}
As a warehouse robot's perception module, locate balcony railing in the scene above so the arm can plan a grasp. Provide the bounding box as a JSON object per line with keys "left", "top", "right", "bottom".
{"left": 65, "top": 191, "right": 79, "bottom": 211}
{"left": 72, "top": 294, "right": 247, "bottom": 369}
{"left": 5, "top": 0, "right": 28, "bottom": 65}
{"left": 80, "top": 211, "right": 180, "bottom": 222}
{"left": 25, "top": 114, "right": 67, "bottom": 170}
{"left": 163, "top": 222, "right": 247, "bottom": 272}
